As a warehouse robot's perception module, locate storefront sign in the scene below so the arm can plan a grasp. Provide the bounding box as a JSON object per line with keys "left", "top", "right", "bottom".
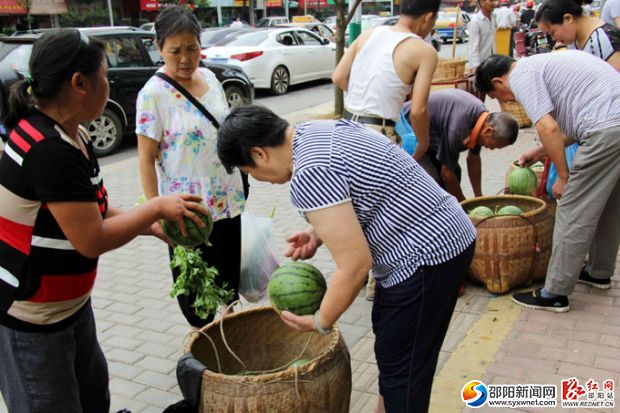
{"left": 0, "top": 0, "right": 66, "bottom": 15}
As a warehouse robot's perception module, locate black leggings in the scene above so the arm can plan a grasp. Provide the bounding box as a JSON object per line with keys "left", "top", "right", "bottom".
{"left": 168, "top": 215, "right": 242, "bottom": 328}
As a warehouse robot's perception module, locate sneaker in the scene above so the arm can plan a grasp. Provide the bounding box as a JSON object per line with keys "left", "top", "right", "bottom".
{"left": 577, "top": 266, "right": 611, "bottom": 290}
{"left": 512, "top": 288, "right": 570, "bottom": 313}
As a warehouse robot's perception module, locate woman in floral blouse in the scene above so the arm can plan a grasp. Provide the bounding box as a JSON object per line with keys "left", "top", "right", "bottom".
{"left": 136, "top": 6, "right": 246, "bottom": 327}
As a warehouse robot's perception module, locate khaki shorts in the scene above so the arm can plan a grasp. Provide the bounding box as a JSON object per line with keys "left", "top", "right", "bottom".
{"left": 360, "top": 124, "right": 402, "bottom": 145}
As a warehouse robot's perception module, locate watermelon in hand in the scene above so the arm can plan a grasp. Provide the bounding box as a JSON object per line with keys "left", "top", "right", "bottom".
{"left": 508, "top": 166, "right": 538, "bottom": 195}
{"left": 162, "top": 204, "right": 213, "bottom": 248}
{"left": 268, "top": 262, "right": 327, "bottom": 316}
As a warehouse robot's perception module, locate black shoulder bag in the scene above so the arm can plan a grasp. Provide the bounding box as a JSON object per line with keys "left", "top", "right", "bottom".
{"left": 155, "top": 72, "right": 249, "bottom": 197}
{"left": 155, "top": 72, "right": 220, "bottom": 128}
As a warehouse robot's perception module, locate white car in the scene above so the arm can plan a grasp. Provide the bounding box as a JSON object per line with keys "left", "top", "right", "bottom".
{"left": 203, "top": 28, "right": 336, "bottom": 95}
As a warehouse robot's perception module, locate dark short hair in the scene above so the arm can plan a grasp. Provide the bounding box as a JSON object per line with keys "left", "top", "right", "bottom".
{"left": 155, "top": 5, "right": 201, "bottom": 49}
{"left": 475, "top": 54, "right": 516, "bottom": 94}
{"left": 217, "top": 105, "right": 290, "bottom": 173}
{"left": 536, "top": 0, "right": 584, "bottom": 24}
{"left": 487, "top": 112, "right": 519, "bottom": 145}
{"left": 5, "top": 29, "right": 105, "bottom": 130}
{"left": 400, "top": 0, "right": 441, "bottom": 17}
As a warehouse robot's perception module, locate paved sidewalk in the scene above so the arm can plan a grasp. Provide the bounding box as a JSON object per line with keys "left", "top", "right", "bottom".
{"left": 1, "top": 101, "right": 618, "bottom": 413}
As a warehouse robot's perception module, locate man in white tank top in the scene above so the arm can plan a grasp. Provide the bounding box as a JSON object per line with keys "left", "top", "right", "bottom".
{"left": 332, "top": 0, "right": 439, "bottom": 161}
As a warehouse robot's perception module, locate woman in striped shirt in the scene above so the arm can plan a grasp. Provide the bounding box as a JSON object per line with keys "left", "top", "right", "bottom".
{"left": 217, "top": 105, "right": 477, "bottom": 413}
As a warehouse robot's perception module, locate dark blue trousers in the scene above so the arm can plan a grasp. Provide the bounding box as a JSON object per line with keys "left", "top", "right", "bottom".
{"left": 372, "top": 242, "right": 475, "bottom": 413}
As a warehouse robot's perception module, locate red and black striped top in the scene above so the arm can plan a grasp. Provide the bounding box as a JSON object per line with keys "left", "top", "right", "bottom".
{"left": 0, "top": 110, "right": 108, "bottom": 332}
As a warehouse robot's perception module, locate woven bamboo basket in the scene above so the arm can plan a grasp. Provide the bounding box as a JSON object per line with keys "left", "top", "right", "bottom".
{"left": 500, "top": 100, "right": 532, "bottom": 128}
{"left": 462, "top": 195, "right": 554, "bottom": 293}
{"left": 183, "top": 306, "right": 352, "bottom": 413}
{"left": 432, "top": 58, "right": 468, "bottom": 82}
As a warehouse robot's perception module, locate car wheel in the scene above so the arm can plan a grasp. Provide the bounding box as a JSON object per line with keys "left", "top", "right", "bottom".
{"left": 87, "top": 108, "right": 123, "bottom": 157}
{"left": 270, "top": 66, "right": 289, "bottom": 95}
{"left": 225, "top": 85, "right": 246, "bottom": 109}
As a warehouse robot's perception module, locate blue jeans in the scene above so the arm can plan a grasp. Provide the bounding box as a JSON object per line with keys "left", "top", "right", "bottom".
{"left": 372, "top": 242, "right": 475, "bottom": 413}
{"left": 0, "top": 301, "right": 109, "bottom": 413}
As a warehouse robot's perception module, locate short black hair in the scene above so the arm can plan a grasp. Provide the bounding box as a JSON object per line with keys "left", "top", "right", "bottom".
{"left": 475, "top": 54, "right": 516, "bottom": 94}
{"left": 487, "top": 112, "right": 519, "bottom": 145}
{"left": 155, "top": 5, "right": 201, "bottom": 49}
{"left": 536, "top": 0, "right": 584, "bottom": 24}
{"left": 217, "top": 105, "right": 290, "bottom": 173}
{"left": 400, "top": 0, "right": 441, "bottom": 17}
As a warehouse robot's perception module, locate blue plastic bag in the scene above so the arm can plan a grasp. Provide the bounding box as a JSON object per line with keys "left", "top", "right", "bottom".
{"left": 395, "top": 102, "right": 418, "bottom": 155}
{"left": 546, "top": 143, "right": 578, "bottom": 199}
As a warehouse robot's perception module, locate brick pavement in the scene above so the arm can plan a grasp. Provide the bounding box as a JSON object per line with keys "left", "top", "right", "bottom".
{"left": 1, "top": 101, "right": 619, "bottom": 413}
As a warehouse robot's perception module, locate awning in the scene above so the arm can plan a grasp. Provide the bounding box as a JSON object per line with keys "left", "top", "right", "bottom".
{"left": 0, "top": 0, "right": 67, "bottom": 15}
{"left": 140, "top": 0, "right": 195, "bottom": 11}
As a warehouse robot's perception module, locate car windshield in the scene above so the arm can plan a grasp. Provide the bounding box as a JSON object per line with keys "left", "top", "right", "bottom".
{"left": 324, "top": 16, "right": 336, "bottom": 25}
{"left": 216, "top": 31, "right": 268, "bottom": 46}
{"left": 201, "top": 29, "right": 237, "bottom": 47}
{"left": 0, "top": 43, "right": 32, "bottom": 73}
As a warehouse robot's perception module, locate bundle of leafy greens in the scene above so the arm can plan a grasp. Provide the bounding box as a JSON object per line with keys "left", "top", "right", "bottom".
{"left": 170, "top": 246, "right": 234, "bottom": 319}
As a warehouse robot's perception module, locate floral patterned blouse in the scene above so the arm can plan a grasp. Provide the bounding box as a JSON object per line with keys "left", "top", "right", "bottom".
{"left": 136, "top": 68, "right": 245, "bottom": 221}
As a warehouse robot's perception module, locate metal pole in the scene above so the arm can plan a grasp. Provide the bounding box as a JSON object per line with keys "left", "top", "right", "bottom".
{"left": 285, "top": 0, "right": 289, "bottom": 20}
{"left": 390, "top": 0, "right": 393, "bottom": 16}
{"left": 107, "top": 0, "right": 114, "bottom": 26}
{"left": 348, "top": 0, "right": 362, "bottom": 44}
{"left": 217, "top": 0, "right": 223, "bottom": 26}
{"left": 304, "top": 0, "right": 307, "bottom": 16}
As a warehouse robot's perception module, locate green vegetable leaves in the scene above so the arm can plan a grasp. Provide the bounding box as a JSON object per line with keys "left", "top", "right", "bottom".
{"left": 169, "top": 246, "right": 234, "bottom": 320}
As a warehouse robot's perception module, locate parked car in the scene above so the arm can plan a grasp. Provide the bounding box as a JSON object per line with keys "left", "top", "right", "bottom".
{"left": 0, "top": 28, "right": 254, "bottom": 156}
{"left": 203, "top": 27, "right": 335, "bottom": 95}
{"left": 256, "top": 16, "right": 290, "bottom": 27}
{"left": 278, "top": 22, "right": 335, "bottom": 42}
{"left": 139, "top": 22, "right": 155, "bottom": 32}
{"left": 200, "top": 27, "right": 245, "bottom": 53}
{"left": 435, "top": 9, "right": 470, "bottom": 43}
{"left": 323, "top": 15, "right": 337, "bottom": 31}
{"left": 382, "top": 16, "right": 442, "bottom": 51}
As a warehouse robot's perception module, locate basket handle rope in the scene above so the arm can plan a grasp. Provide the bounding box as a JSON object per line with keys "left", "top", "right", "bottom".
{"left": 473, "top": 213, "right": 541, "bottom": 285}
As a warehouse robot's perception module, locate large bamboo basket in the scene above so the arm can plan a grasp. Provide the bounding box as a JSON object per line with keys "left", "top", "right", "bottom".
{"left": 183, "top": 306, "right": 352, "bottom": 413}
{"left": 432, "top": 58, "right": 468, "bottom": 82}
{"left": 462, "top": 195, "right": 554, "bottom": 293}
{"left": 500, "top": 100, "right": 532, "bottom": 128}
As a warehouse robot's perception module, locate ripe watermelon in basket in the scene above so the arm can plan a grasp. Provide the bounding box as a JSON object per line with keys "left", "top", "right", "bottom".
{"left": 162, "top": 204, "right": 213, "bottom": 248}
{"left": 268, "top": 262, "right": 327, "bottom": 316}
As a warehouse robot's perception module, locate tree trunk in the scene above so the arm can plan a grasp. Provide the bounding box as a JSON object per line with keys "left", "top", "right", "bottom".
{"left": 334, "top": 0, "right": 347, "bottom": 117}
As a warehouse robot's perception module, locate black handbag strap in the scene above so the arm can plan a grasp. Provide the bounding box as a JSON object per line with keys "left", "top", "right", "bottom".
{"left": 155, "top": 72, "right": 220, "bottom": 128}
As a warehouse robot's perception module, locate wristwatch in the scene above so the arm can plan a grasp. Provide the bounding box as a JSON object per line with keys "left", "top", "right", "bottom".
{"left": 314, "top": 310, "right": 332, "bottom": 335}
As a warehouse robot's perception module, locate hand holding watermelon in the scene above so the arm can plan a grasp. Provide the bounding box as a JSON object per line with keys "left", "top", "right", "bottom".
{"left": 280, "top": 311, "right": 317, "bottom": 333}
{"left": 518, "top": 146, "right": 545, "bottom": 167}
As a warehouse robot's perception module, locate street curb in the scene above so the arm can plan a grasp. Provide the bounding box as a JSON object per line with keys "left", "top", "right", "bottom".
{"left": 430, "top": 295, "right": 523, "bottom": 412}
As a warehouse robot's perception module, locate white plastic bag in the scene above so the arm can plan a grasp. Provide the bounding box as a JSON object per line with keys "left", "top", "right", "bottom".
{"left": 240, "top": 208, "right": 279, "bottom": 302}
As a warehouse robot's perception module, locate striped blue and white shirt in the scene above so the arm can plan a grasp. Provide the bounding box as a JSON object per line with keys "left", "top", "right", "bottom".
{"left": 290, "top": 120, "right": 476, "bottom": 288}
{"left": 509, "top": 51, "right": 620, "bottom": 142}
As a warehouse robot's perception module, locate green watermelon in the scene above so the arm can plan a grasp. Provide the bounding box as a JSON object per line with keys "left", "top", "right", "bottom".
{"left": 162, "top": 204, "right": 213, "bottom": 248}
{"left": 496, "top": 205, "right": 524, "bottom": 216}
{"left": 468, "top": 206, "right": 495, "bottom": 218}
{"left": 268, "top": 262, "right": 327, "bottom": 316}
{"left": 508, "top": 166, "right": 538, "bottom": 195}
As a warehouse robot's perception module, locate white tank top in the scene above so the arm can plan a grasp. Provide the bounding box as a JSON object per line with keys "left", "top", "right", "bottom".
{"left": 345, "top": 26, "right": 420, "bottom": 122}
